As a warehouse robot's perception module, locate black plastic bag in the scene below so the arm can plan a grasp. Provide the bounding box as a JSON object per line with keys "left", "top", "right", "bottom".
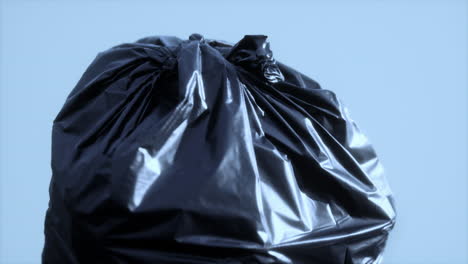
{"left": 43, "top": 33, "right": 396, "bottom": 264}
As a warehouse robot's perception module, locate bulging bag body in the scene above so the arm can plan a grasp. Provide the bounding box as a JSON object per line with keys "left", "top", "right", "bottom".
{"left": 43, "top": 34, "right": 396, "bottom": 264}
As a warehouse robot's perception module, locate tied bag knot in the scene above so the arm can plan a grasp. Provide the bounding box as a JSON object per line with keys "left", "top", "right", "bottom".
{"left": 226, "top": 35, "right": 285, "bottom": 83}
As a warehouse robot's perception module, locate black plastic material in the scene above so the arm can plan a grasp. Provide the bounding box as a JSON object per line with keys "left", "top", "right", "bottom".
{"left": 43, "top": 33, "right": 396, "bottom": 264}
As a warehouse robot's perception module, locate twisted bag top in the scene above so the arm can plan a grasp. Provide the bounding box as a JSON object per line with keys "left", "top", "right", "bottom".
{"left": 43, "top": 33, "right": 396, "bottom": 264}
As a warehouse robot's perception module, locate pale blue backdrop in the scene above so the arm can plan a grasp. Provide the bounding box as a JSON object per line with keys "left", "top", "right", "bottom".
{"left": 1, "top": 0, "right": 467, "bottom": 263}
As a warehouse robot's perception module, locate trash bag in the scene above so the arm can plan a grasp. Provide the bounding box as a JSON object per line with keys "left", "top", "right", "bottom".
{"left": 42, "top": 33, "right": 396, "bottom": 264}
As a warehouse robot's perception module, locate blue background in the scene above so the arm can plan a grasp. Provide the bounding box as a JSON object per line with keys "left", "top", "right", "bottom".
{"left": 1, "top": 0, "right": 467, "bottom": 263}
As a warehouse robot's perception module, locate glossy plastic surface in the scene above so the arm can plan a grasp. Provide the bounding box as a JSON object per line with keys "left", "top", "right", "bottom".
{"left": 43, "top": 33, "right": 396, "bottom": 264}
